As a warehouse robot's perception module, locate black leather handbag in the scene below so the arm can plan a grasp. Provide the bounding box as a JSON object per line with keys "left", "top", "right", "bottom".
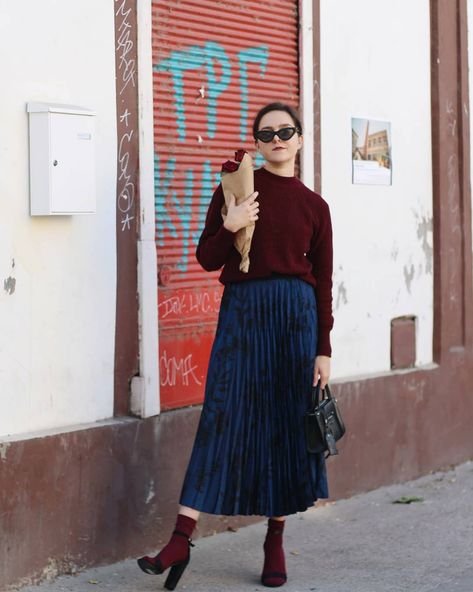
{"left": 304, "top": 382, "right": 346, "bottom": 458}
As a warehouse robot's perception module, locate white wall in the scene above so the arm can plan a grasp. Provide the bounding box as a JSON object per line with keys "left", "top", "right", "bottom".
{"left": 320, "top": 0, "right": 433, "bottom": 378}
{"left": 0, "top": 1, "right": 117, "bottom": 437}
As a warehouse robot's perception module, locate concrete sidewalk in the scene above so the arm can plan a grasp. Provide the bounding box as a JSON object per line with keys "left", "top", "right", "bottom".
{"left": 19, "top": 460, "right": 473, "bottom": 592}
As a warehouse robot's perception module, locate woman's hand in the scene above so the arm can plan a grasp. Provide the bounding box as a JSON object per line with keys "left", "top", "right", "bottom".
{"left": 223, "top": 191, "right": 259, "bottom": 233}
{"left": 313, "top": 355, "right": 331, "bottom": 389}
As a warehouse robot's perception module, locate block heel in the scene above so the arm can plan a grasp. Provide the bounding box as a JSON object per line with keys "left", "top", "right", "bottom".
{"left": 164, "top": 557, "right": 190, "bottom": 590}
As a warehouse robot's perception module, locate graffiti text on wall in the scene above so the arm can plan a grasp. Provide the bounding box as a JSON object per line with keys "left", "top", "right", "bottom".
{"left": 159, "top": 288, "right": 222, "bottom": 321}
{"left": 159, "top": 350, "right": 202, "bottom": 387}
{"left": 155, "top": 42, "right": 268, "bottom": 142}
{"left": 115, "top": 0, "right": 138, "bottom": 232}
{"left": 154, "top": 41, "right": 269, "bottom": 270}
{"left": 116, "top": 0, "right": 137, "bottom": 95}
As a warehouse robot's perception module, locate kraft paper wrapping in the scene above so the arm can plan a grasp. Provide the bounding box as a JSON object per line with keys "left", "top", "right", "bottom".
{"left": 220, "top": 152, "right": 255, "bottom": 273}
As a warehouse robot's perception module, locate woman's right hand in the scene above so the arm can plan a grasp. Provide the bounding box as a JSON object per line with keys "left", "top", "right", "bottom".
{"left": 223, "top": 191, "right": 259, "bottom": 233}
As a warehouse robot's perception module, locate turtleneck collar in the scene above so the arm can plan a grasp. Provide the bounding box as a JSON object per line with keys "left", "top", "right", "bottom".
{"left": 258, "top": 166, "right": 298, "bottom": 183}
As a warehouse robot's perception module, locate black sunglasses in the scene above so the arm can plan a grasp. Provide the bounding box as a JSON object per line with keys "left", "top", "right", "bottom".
{"left": 254, "top": 126, "right": 301, "bottom": 143}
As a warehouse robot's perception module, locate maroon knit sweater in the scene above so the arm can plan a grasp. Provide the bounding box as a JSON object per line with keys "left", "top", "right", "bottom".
{"left": 196, "top": 166, "right": 334, "bottom": 357}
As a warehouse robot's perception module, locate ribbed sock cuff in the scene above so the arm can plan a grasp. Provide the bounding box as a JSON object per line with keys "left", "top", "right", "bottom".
{"left": 175, "top": 513, "right": 197, "bottom": 538}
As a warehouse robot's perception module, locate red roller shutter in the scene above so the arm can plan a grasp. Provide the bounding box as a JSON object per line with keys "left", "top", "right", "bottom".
{"left": 152, "top": 0, "right": 300, "bottom": 409}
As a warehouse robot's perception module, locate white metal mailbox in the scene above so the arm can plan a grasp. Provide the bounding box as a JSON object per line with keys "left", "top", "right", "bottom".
{"left": 27, "top": 102, "right": 96, "bottom": 215}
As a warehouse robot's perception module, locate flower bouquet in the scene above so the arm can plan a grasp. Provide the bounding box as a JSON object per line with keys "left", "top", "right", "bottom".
{"left": 220, "top": 149, "right": 255, "bottom": 272}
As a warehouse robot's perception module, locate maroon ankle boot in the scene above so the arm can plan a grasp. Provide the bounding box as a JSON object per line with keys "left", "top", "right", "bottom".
{"left": 261, "top": 518, "right": 287, "bottom": 587}
{"left": 137, "top": 514, "right": 196, "bottom": 590}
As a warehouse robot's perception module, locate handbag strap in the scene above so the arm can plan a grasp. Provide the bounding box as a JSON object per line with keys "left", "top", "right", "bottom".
{"left": 310, "top": 382, "right": 333, "bottom": 410}
{"left": 310, "top": 385, "right": 318, "bottom": 410}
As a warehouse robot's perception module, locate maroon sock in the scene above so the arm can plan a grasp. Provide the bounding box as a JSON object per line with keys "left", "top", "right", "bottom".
{"left": 148, "top": 514, "right": 197, "bottom": 572}
{"left": 262, "top": 518, "right": 287, "bottom": 587}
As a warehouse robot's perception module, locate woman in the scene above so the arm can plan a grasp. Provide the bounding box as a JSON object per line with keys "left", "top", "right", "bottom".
{"left": 138, "top": 102, "right": 334, "bottom": 589}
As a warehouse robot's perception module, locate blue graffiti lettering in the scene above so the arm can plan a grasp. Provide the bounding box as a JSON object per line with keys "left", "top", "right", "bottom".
{"left": 154, "top": 41, "right": 271, "bottom": 272}
{"left": 155, "top": 45, "right": 205, "bottom": 142}
{"left": 172, "top": 169, "right": 193, "bottom": 272}
{"left": 156, "top": 155, "right": 219, "bottom": 272}
{"left": 155, "top": 42, "right": 231, "bottom": 141}
{"left": 154, "top": 153, "right": 178, "bottom": 246}
{"left": 237, "top": 46, "right": 269, "bottom": 141}
{"left": 203, "top": 42, "right": 232, "bottom": 138}
{"left": 192, "top": 160, "right": 212, "bottom": 244}
{"left": 254, "top": 152, "right": 265, "bottom": 168}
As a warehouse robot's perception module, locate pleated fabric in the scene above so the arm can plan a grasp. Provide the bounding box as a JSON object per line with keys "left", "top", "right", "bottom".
{"left": 179, "top": 275, "right": 329, "bottom": 516}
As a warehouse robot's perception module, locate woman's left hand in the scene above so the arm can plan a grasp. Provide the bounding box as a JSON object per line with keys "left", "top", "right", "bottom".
{"left": 313, "top": 355, "right": 331, "bottom": 389}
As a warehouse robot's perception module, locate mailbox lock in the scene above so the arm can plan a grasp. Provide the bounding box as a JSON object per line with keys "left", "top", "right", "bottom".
{"left": 53, "top": 160, "right": 58, "bottom": 166}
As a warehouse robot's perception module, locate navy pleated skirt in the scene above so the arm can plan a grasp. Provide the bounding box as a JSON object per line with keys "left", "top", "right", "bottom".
{"left": 179, "top": 275, "right": 329, "bottom": 517}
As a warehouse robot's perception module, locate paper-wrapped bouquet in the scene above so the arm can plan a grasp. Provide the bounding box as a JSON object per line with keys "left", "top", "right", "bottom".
{"left": 220, "top": 149, "right": 255, "bottom": 273}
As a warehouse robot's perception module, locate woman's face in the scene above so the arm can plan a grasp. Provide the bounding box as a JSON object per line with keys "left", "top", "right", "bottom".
{"left": 255, "top": 110, "right": 303, "bottom": 167}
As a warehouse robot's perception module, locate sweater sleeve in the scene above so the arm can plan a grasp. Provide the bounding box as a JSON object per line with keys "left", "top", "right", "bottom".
{"left": 306, "top": 200, "right": 334, "bottom": 357}
{"left": 196, "top": 183, "right": 237, "bottom": 271}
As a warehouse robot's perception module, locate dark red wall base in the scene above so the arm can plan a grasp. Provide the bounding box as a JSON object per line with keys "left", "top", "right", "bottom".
{"left": 0, "top": 410, "right": 261, "bottom": 590}
{"left": 1, "top": 353, "right": 472, "bottom": 589}
{"left": 330, "top": 352, "right": 473, "bottom": 496}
